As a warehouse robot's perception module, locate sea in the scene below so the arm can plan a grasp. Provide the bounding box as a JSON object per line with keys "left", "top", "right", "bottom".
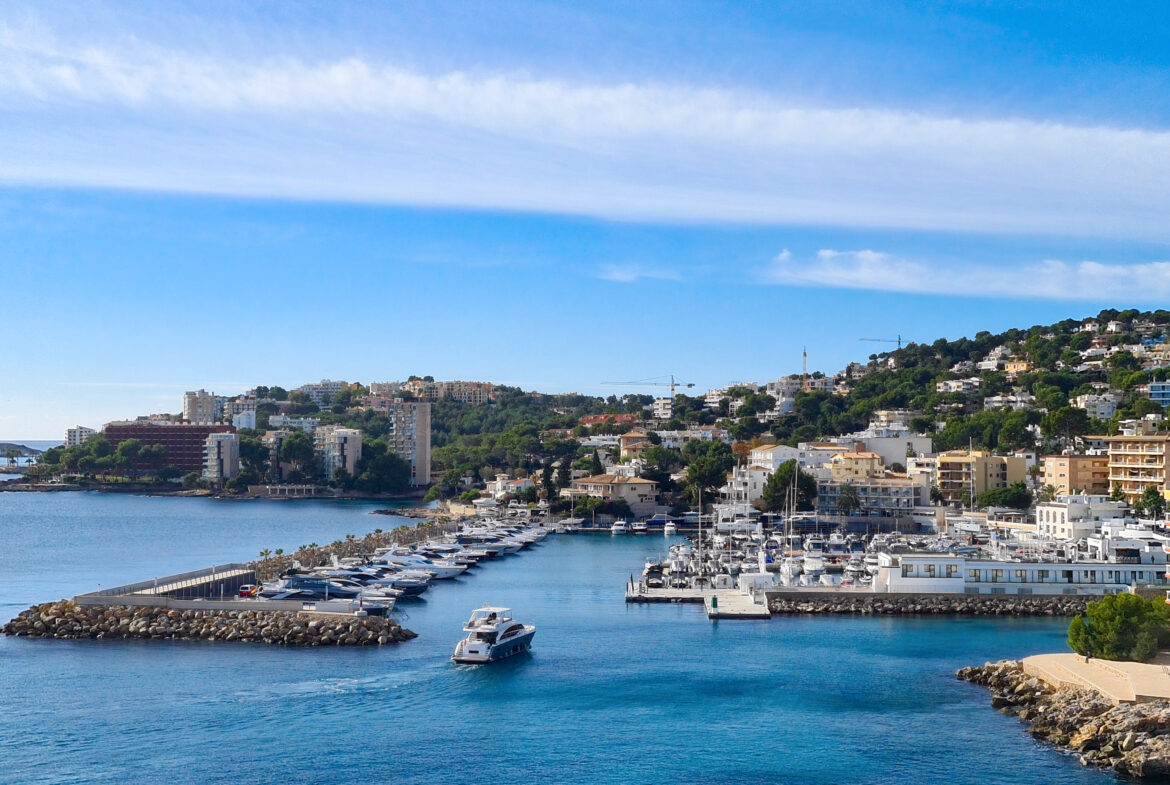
{"left": 0, "top": 491, "right": 1114, "bottom": 785}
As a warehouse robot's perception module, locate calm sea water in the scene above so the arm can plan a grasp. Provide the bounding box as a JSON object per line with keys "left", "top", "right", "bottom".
{"left": 0, "top": 493, "right": 1112, "bottom": 784}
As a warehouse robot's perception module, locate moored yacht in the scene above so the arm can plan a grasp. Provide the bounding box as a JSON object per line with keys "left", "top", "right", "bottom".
{"left": 611, "top": 520, "right": 629, "bottom": 535}
{"left": 452, "top": 605, "right": 536, "bottom": 665}
{"left": 663, "top": 521, "right": 678, "bottom": 536}
{"left": 631, "top": 520, "right": 648, "bottom": 534}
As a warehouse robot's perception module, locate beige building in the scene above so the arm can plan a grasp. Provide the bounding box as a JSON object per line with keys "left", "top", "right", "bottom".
{"left": 314, "top": 426, "right": 363, "bottom": 478}
{"left": 562, "top": 474, "right": 659, "bottom": 516}
{"left": 377, "top": 400, "right": 432, "bottom": 486}
{"left": 1106, "top": 434, "right": 1170, "bottom": 504}
{"left": 401, "top": 379, "right": 495, "bottom": 404}
{"left": 1042, "top": 455, "right": 1110, "bottom": 496}
{"left": 915, "top": 450, "right": 1027, "bottom": 504}
{"left": 183, "top": 389, "right": 220, "bottom": 424}
{"left": 619, "top": 431, "right": 652, "bottom": 460}
{"left": 65, "top": 426, "right": 96, "bottom": 447}
{"left": 202, "top": 432, "right": 240, "bottom": 482}
{"left": 828, "top": 451, "right": 883, "bottom": 482}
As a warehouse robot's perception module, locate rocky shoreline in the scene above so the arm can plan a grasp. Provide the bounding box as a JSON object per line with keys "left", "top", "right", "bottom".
{"left": 2, "top": 601, "right": 417, "bottom": 646}
{"left": 958, "top": 659, "right": 1170, "bottom": 779}
{"left": 768, "top": 594, "right": 1088, "bottom": 616}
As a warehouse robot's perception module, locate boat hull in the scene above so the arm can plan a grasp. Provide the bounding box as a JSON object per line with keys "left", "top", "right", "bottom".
{"left": 452, "top": 629, "right": 536, "bottom": 665}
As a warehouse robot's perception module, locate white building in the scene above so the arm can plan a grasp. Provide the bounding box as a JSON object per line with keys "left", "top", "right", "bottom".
{"left": 1035, "top": 496, "right": 1128, "bottom": 540}
{"left": 65, "top": 426, "right": 96, "bottom": 447}
{"left": 651, "top": 397, "right": 673, "bottom": 419}
{"left": 232, "top": 410, "right": 257, "bottom": 430}
{"left": 369, "top": 381, "right": 403, "bottom": 396}
{"left": 873, "top": 552, "right": 1166, "bottom": 595}
{"left": 314, "top": 426, "right": 363, "bottom": 478}
{"left": 936, "top": 377, "right": 981, "bottom": 394}
{"left": 825, "top": 424, "right": 932, "bottom": 468}
{"left": 1072, "top": 392, "right": 1123, "bottom": 421}
{"left": 268, "top": 415, "right": 320, "bottom": 432}
{"left": 183, "top": 389, "right": 220, "bottom": 424}
{"left": 765, "top": 377, "right": 804, "bottom": 399}
{"left": 983, "top": 391, "right": 1036, "bottom": 411}
{"left": 202, "top": 432, "right": 240, "bottom": 482}
{"left": 297, "top": 380, "right": 346, "bottom": 408}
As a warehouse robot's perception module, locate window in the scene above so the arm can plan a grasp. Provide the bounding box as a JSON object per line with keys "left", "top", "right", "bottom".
{"left": 968, "top": 569, "right": 981, "bottom": 582}
{"left": 1015, "top": 569, "right": 1027, "bottom": 582}
{"left": 1037, "top": 570, "right": 1049, "bottom": 581}
{"left": 901, "top": 564, "right": 913, "bottom": 577}
{"left": 991, "top": 569, "right": 1003, "bottom": 582}
{"left": 946, "top": 564, "right": 958, "bottom": 578}
{"left": 925, "top": 564, "right": 936, "bottom": 577}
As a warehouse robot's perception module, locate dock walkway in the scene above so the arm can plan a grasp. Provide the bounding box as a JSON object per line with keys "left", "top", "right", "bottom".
{"left": 625, "top": 581, "right": 770, "bottom": 619}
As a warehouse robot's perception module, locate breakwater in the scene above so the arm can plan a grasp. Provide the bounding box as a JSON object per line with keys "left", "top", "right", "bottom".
{"left": 958, "top": 660, "right": 1170, "bottom": 779}
{"left": 767, "top": 592, "right": 1088, "bottom": 616}
{"left": 2, "top": 601, "right": 417, "bottom": 646}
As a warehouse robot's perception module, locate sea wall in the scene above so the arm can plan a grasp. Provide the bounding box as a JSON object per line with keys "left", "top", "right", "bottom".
{"left": 957, "top": 659, "right": 1170, "bottom": 779}
{"left": 766, "top": 592, "right": 1088, "bottom": 616}
{"left": 2, "top": 601, "right": 417, "bottom": 646}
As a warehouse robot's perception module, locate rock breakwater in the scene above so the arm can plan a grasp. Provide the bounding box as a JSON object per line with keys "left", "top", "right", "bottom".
{"left": 958, "top": 659, "right": 1170, "bottom": 779}
{"left": 2, "top": 601, "right": 417, "bottom": 646}
{"left": 767, "top": 593, "right": 1087, "bottom": 615}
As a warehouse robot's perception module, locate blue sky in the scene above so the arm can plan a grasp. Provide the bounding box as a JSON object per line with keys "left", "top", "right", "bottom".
{"left": 3, "top": 1, "right": 1170, "bottom": 439}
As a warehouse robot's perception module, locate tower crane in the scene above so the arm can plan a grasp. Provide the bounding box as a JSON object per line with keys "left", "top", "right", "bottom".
{"left": 601, "top": 375, "right": 695, "bottom": 419}
{"left": 860, "top": 334, "right": 908, "bottom": 350}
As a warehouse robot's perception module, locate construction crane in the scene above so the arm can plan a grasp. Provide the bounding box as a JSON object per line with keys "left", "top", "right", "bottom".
{"left": 601, "top": 374, "right": 695, "bottom": 398}
{"left": 860, "top": 334, "right": 908, "bottom": 350}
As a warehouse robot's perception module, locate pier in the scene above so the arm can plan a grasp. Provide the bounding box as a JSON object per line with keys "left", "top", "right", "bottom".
{"left": 624, "top": 580, "right": 771, "bottom": 619}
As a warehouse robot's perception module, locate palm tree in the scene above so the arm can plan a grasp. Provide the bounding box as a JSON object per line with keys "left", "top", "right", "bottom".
{"left": 259, "top": 549, "right": 272, "bottom": 561}
{"left": 275, "top": 548, "right": 283, "bottom": 557}
{"left": 836, "top": 482, "right": 862, "bottom": 517}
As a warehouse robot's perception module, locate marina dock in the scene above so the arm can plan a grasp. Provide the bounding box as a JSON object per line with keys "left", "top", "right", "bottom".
{"left": 624, "top": 581, "right": 771, "bottom": 619}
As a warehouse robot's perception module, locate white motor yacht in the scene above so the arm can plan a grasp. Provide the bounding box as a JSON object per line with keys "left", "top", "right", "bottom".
{"left": 452, "top": 605, "right": 536, "bottom": 665}
{"left": 611, "top": 521, "right": 629, "bottom": 535}
{"left": 663, "top": 521, "right": 678, "bottom": 536}
{"left": 631, "top": 520, "right": 648, "bottom": 534}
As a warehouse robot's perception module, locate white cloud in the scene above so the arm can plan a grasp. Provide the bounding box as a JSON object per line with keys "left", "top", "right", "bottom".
{"left": 2, "top": 24, "right": 1170, "bottom": 238}
{"left": 597, "top": 264, "right": 682, "bottom": 283}
{"left": 762, "top": 249, "right": 1170, "bottom": 301}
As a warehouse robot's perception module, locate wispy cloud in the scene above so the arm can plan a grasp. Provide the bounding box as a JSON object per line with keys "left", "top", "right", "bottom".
{"left": 2, "top": 22, "right": 1170, "bottom": 239}
{"left": 762, "top": 249, "right": 1170, "bottom": 301}
{"left": 596, "top": 264, "right": 683, "bottom": 283}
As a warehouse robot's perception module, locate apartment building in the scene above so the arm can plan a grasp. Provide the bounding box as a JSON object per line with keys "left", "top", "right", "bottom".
{"left": 1106, "top": 434, "right": 1170, "bottom": 505}
{"left": 268, "top": 415, "right": 320, "bottom": 432}
{"left": 828, "top": 451, "right": 883, "bottom": 482}
{"left": 1042, "top": 454, "right": 1110, "bottom": 495}
{"left": 816, "top": 476, "right": 923, "bottom": 518}
{"left": 651, "top": 397, "right": 673, "bottom": 419}
{"left": 562, "top": 474, "right": 659, "bottom": 516}
{"left": 182, "top": 389, "right": 220, "bottom": 424}
{"left": 1073, "top": 392, "right": 1123, "bottom": 420}
{"left": 912, "top": 450, "right": 1027, "bottom": 504}
{"left": 378, "top": 400, "right": 431, "bottom": 485}
{"left": 65, "top": 426, "right": 96, "bottom": 447}
{"left": 400, "top": 379, "right": 495, "bottom": 404}
{"left": 102, "top": 421, "right": 235, "bottom": 472}
{"left": 202, "top": 432, "right": 240, "bottom": 482}
{"left": 314, "top": 426, "right": 363, "bottom": 478}
{"left": 297, "top": 380, "right": 346, "bottom": 408}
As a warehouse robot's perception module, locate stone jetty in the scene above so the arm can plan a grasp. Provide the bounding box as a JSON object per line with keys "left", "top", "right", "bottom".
{"left": 2, "top": 601, "right": 417, "bottom": 646}
{"left": 767, "top": 593, "right": 1087, "bottom": 616}
{"left": 958, "top": 659, "right": 1170, "bottom": 779}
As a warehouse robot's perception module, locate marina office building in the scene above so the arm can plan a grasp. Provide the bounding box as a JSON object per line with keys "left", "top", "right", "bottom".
{"left": 873, "top": 552, "right": 1168, "bottom": 596}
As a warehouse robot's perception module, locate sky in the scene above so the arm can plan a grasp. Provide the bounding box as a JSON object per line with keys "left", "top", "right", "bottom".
{"left": 3, "top": 1, "right": 1170, "bottom": 439}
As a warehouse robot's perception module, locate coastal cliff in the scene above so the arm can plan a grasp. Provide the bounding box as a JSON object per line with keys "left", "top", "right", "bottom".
{"left": 2, "top": 601, "right": 416, "bottom": 646}
{"left": 958, "top": 659, "right": 1170, "bottom": 779}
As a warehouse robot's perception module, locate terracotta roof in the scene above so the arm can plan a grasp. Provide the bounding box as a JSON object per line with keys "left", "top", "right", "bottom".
{"left": 573, "top": 474, "right": 656, "bottom": 485}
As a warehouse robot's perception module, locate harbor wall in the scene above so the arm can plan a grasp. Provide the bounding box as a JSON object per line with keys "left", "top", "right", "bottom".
{"left": 766, "top": 591, "right": 1088, "bottom": 615}
{"left": 2, "top": 601, "right": 416, "bottom": 646}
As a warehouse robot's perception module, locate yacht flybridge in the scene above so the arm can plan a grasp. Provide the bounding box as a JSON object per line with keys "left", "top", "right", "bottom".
{"left": 452, "top": 605, "right": 536, "bottom": 665}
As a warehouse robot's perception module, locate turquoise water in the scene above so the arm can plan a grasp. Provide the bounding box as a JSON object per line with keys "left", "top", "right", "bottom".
{"left": 0, "top": 493, "right": 1112, "bottom": 784}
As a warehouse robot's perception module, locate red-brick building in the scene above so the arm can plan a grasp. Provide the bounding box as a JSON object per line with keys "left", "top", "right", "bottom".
{"left": 101, "top": 422, "right": 235, "bottom": 472}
